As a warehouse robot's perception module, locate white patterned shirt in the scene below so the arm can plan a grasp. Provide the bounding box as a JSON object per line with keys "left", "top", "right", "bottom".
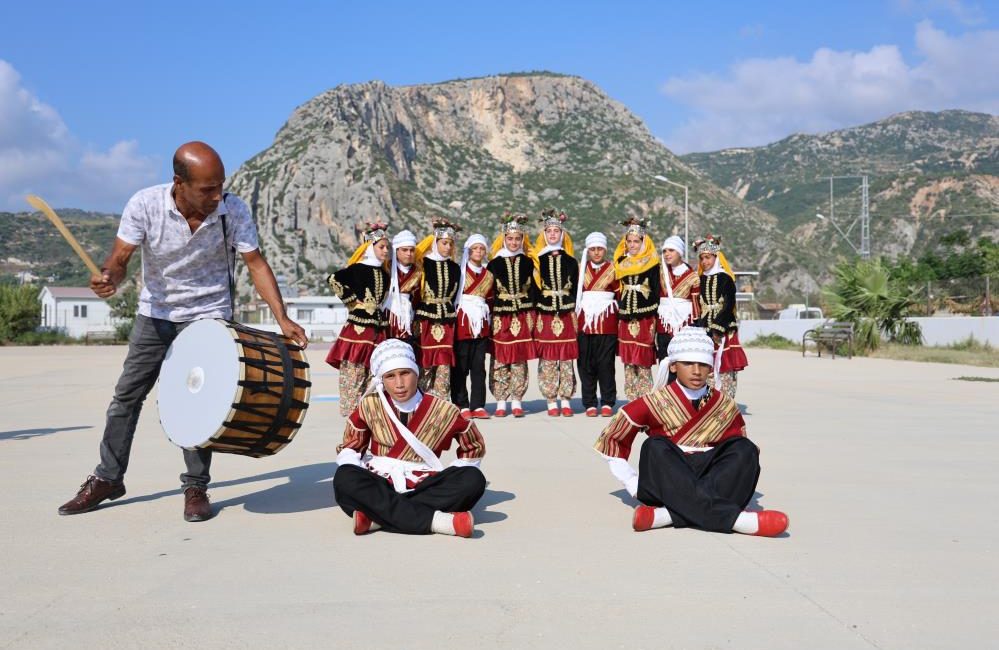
{"left": 116, "top": 183, "right": 259, "bottom": 322}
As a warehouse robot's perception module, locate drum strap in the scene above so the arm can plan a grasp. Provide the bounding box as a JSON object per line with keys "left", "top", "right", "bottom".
{"left": 219, "top": 192, "right": 236, "bottom": 319}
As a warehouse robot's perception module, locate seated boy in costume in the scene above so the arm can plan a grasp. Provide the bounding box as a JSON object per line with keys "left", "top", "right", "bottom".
{"left": 593, "top": 327, "right": 788, "bottom": 537}
{"left": 333, "top": 339, "right": 487, "bottom": 538}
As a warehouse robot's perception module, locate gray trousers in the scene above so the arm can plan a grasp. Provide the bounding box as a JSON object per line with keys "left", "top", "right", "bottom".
{"left": 94, "top": 315, "right": 212, "bottom": 488}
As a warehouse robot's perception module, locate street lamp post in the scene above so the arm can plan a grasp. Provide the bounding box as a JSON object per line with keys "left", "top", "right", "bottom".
{"left": 653, "top": 174, "right": 689, "bottom": 254}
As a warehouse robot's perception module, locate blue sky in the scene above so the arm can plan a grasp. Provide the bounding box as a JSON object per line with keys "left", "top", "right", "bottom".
{"left": 1, "top": 0, "right": 996, "bottom": 211}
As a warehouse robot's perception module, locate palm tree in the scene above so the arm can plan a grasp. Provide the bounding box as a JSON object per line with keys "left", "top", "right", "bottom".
{"left": 823, "top": 260, "right": 923, "bottom": 352}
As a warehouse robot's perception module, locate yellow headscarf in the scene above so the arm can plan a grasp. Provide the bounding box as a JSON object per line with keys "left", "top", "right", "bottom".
{"left": 613, "top": 234, "right": 659, "bottom": 279}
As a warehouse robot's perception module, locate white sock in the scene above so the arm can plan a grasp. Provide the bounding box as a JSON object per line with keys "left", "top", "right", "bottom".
{"left": 512, "top": 399, "right": 522, "bottom": 410}
{"left": 560, "top": 399, "right": 571, "bottom": 410}
{"left": 496, "top": 400, "right": 506, "bottom": 411}
{"left": 547, "top": 401, "right": 558, "bottom": 411}
{"left": 431, "top": 511, "right": 456, "bottom": 536}
{"left": 732, "top": 511, "right": 759, "bottom": 535}
{"left": 652, "top": 507, "right": 673, "bottom": 529}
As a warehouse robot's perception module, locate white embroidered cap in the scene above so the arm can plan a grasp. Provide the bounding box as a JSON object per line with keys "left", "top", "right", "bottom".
{"left": 392, "top": 229, "right": 417, "bottom": 249}
{"left": 585, "top": 231, "right": 607, "bottom": 249}
{"left": 662, "top": 235, "right": 686, "bottom": 257}
{"left": 369, "top": 339, "right": 419, "bottom": 380}
{"left": 666, "top": 327, "right": 715, "bottom": 366}
{"left": 464, "top": 233, "right": 488, "bottom": 250}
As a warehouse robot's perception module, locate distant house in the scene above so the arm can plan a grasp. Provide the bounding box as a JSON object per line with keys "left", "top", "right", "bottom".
{"left": 38, "top": 286, "right": 118, "bottom": 339}
{"left": 246, "top": 295, "right": 348, "bottom": 342}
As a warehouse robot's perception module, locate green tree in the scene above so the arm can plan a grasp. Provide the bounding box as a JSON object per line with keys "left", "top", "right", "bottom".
{"left": 108, "top": 288, "right": 138, "bottom": 341}
{"left": 0, "top": 285, "right": 41, "bottom": 342}
{"left": 823, "top": 259, "right": 923, "bottom": 352}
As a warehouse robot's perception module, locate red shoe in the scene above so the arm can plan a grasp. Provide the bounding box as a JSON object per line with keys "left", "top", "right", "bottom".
{"left": 512, "top": 408, "right": 525, "bottom": 417}
{"left": 495, "top": 408, "right": 507, "bottom": 418}
{"left": 585, "top": 407, "right": 598, "bottom": 417}
{"left": 460, "top": 408, "right": 472, "bottom": 419}
{"left": 452, "top": 511, "right": 475, "bottom": 538}
{"left": 600, "top": 405, "right": 613, "bottom": 417}
{"left": 547, "top": 407, "right": 560, "bottom": 417}
{"left": 561, "top": 407, "right": 573, "bottom": 417}
{"left": 472, "top": 408, "right": 490, "bottom": 419}
{"left": 753, "top": 510, "right": 789, "bottom": 537}
{"left": 353, "top": 510, "right": 380, "bottom": 535}
{"left": 632, "top": 505, "right": 656, "bottom": 532}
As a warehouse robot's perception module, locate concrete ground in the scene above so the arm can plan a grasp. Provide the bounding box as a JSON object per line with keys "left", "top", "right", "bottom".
{"left": 1, "top": 345, "right": 997, "bottom": 649}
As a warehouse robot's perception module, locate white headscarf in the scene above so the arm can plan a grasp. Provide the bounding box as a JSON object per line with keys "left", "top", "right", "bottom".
{"left": 382, "top": 229, "right": 418, "bottom": 332}
{"left": 457, "top": 234, "right": 489, "bottom": 302}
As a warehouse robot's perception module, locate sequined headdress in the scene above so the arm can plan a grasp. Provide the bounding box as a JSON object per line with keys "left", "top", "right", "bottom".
{"left": 362, "top": 221, "right": 390, "bottom": 243}
{"left": 620, "top": 216, "right": 650, "bottom": 238}
{"left": 432, "top": 216, "right": 462, "bottom": 240}
{"left": 693, "top": 234, "right": 722, "bottom": 255}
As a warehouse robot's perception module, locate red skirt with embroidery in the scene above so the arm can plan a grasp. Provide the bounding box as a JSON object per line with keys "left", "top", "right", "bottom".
{"left": 535, "top": 312, "right": 578, "bottom": 361}
{"left": 326, "top": 323, "right": 384, "bottom": 369}
{"left": 416, "top": 320, "right": 456, "bottom": 367}
{"left": 719, "top": 330, "right": 749, "bottom": 373}
{"left": 491, "top": 312, "right": 537, "bottom": 364}
{"left": 618, "top": 316, "right": 657, "bottom": 367}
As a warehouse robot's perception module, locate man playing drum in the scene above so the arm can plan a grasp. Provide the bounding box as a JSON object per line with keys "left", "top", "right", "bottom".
{"left": 333, "top": 339, "right": 487, "bottom": 537}
{"left": 57, "top": 142, "right": 307, "bottom": 522}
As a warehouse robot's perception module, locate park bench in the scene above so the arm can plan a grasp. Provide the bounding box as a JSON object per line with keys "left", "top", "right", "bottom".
{"left": 802, "top": 320, "right": 854, "bottom": 359}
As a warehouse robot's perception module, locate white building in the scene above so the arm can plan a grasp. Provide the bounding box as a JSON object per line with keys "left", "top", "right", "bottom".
{"left": 38, "top": 286, "right": 119, "bottom": 339}
{"left": 250, "top": 295, "right": 349, "bottom": 341}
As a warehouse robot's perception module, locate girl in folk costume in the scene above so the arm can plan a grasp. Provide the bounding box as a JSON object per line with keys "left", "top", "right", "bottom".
{"left": 333, "top": 339, "right": 487, "bottom": 538}
{"left": 326, "top": 221, "right": 392, "bottom": 417}
{"left": 613, "top": 217, "right": 661, "bottom": 401}
{"left": 450, "top": 233, "right": 494, "bottom": 420}
{"left": 413, "top": 217, "right": 462, "bottom": 399}
{"left": 693, "top": 235, "right": 748, "bottom": 399}
{"left": 593, "top": 327, "right": 788, "bottom": 537}
{"left": 382, "top": 229, "right": 421, "bottom": 346}
{"left": 655, "top": 235, "right": 700, "bottom": 362}
{"left": 486, "top": 213, "right": 537, "bottom": 418}
{"left": 576, "top": 232, "right": 619, "bottom": 417}
{"left": 533, "top": 209, "right": 579, "bottom": 417}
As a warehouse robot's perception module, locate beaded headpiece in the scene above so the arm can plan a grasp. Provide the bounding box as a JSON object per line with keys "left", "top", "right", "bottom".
{"left": 500, "top": 212, "right": 530, "bottom": 234}
{"left": 362, "top": 221, "right": 390, "bottom": 243}
{"left": 540, "top": 208, "right": 568, "bottom": 230}
{"left": 693, "top": 234, "right": 722, "bottom": 255}
{"left": 432, "top": 216, "right": 462, "bottom": 240}
{"left": 620, "top": 216, "right": 650, "bottom": 238}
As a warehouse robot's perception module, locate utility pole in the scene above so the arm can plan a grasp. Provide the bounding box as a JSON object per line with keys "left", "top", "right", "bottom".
{"left": 821, "top": 174, "right": 871, "bottom": 259}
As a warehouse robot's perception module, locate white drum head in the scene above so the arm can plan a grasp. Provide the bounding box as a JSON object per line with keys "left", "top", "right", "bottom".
{"left": 158, "top": 319, "right": 242, "bottom": 449}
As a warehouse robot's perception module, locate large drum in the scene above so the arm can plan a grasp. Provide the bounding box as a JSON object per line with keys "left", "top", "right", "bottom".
{"left": 158, "top": 319, "right": 311, "bottom": 457}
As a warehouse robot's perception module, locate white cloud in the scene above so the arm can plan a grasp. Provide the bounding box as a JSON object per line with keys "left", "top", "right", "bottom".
{"left": 0, "top": 60, "right": 158, "bottom": 212}
{"left": 663, "top": 21, "right": 999, "bottom": 153}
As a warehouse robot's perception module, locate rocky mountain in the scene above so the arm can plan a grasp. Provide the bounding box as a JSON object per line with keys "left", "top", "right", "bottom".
{"left": 227, "top": 73, "right": 819, "bottom": 299}
{"left": 681, "top": 110, "right": 999, "bottom": 263}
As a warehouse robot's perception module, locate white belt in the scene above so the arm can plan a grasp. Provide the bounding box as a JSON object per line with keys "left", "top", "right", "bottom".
{"left": 459, "top": 294, "right": 490, "bottom": 338}
{"left": 365, "top": 454, "right": 433, "bottom": 493}
{"left": 658, "top": 297, "right": 692, "bottom": 333}
{"left": 578, "top": 290, "right": 616, "bottom": 332}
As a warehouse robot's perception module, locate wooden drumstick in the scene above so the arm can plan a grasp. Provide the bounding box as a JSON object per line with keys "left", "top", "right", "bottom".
{"left": 26, "top": 194, "right": 103, "bottom": 278}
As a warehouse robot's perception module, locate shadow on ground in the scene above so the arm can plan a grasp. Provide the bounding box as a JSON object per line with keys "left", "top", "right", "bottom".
{"left": 1, "top": 425, "right": 92, "bottom": 442}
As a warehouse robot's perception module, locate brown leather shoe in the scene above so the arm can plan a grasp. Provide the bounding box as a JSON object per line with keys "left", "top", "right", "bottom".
{"left": 183, "top": 486, "right": 213, "bottom": 522}
{"left": 58, "top": 475, "right": 126, "bottom": 515}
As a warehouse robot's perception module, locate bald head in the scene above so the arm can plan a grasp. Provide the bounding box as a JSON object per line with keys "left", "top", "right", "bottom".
{"left": 173, "top": 141, "right": 224, "bottom": 182}
{"left": 172, "top": 142, "right": 226, "bottom": 218}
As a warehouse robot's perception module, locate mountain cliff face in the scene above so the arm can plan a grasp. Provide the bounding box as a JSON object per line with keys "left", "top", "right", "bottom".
{"left": 227, "top": 73, "right": 817, "bottom": 298}
{"left": 682, "top": 110, "right": 999, "bottom": 262}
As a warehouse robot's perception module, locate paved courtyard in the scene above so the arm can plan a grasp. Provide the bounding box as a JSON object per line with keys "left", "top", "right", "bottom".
{"left": 1, "top": 345, "right": 997, "bottom": 649}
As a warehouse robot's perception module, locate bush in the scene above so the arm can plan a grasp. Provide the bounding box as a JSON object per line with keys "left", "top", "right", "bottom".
{"left": 0, "top": 285, "right": 41, "bottom": 342}
{"left": 11, "top": 330, "right": 76, "bottom": 345}
{"left": 746, "top": 333, "right": 798, "bottom": 350}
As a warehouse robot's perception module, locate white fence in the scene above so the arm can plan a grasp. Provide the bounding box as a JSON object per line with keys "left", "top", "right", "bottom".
{"left": 740, "top": 317, "right": 999, "bottom": 346}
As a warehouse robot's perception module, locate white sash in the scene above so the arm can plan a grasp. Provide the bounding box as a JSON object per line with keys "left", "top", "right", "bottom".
{"left": 579, "top": 290, "right": 617, "bottom": 332}
{"left": 385, "top": 292, "right": 413, "bottom": 335}
{"left": 459, "top": 294, "right": 489, "bottom": 338}
{"left": 374, "top": 387, "right": 444, "bottom": 492}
